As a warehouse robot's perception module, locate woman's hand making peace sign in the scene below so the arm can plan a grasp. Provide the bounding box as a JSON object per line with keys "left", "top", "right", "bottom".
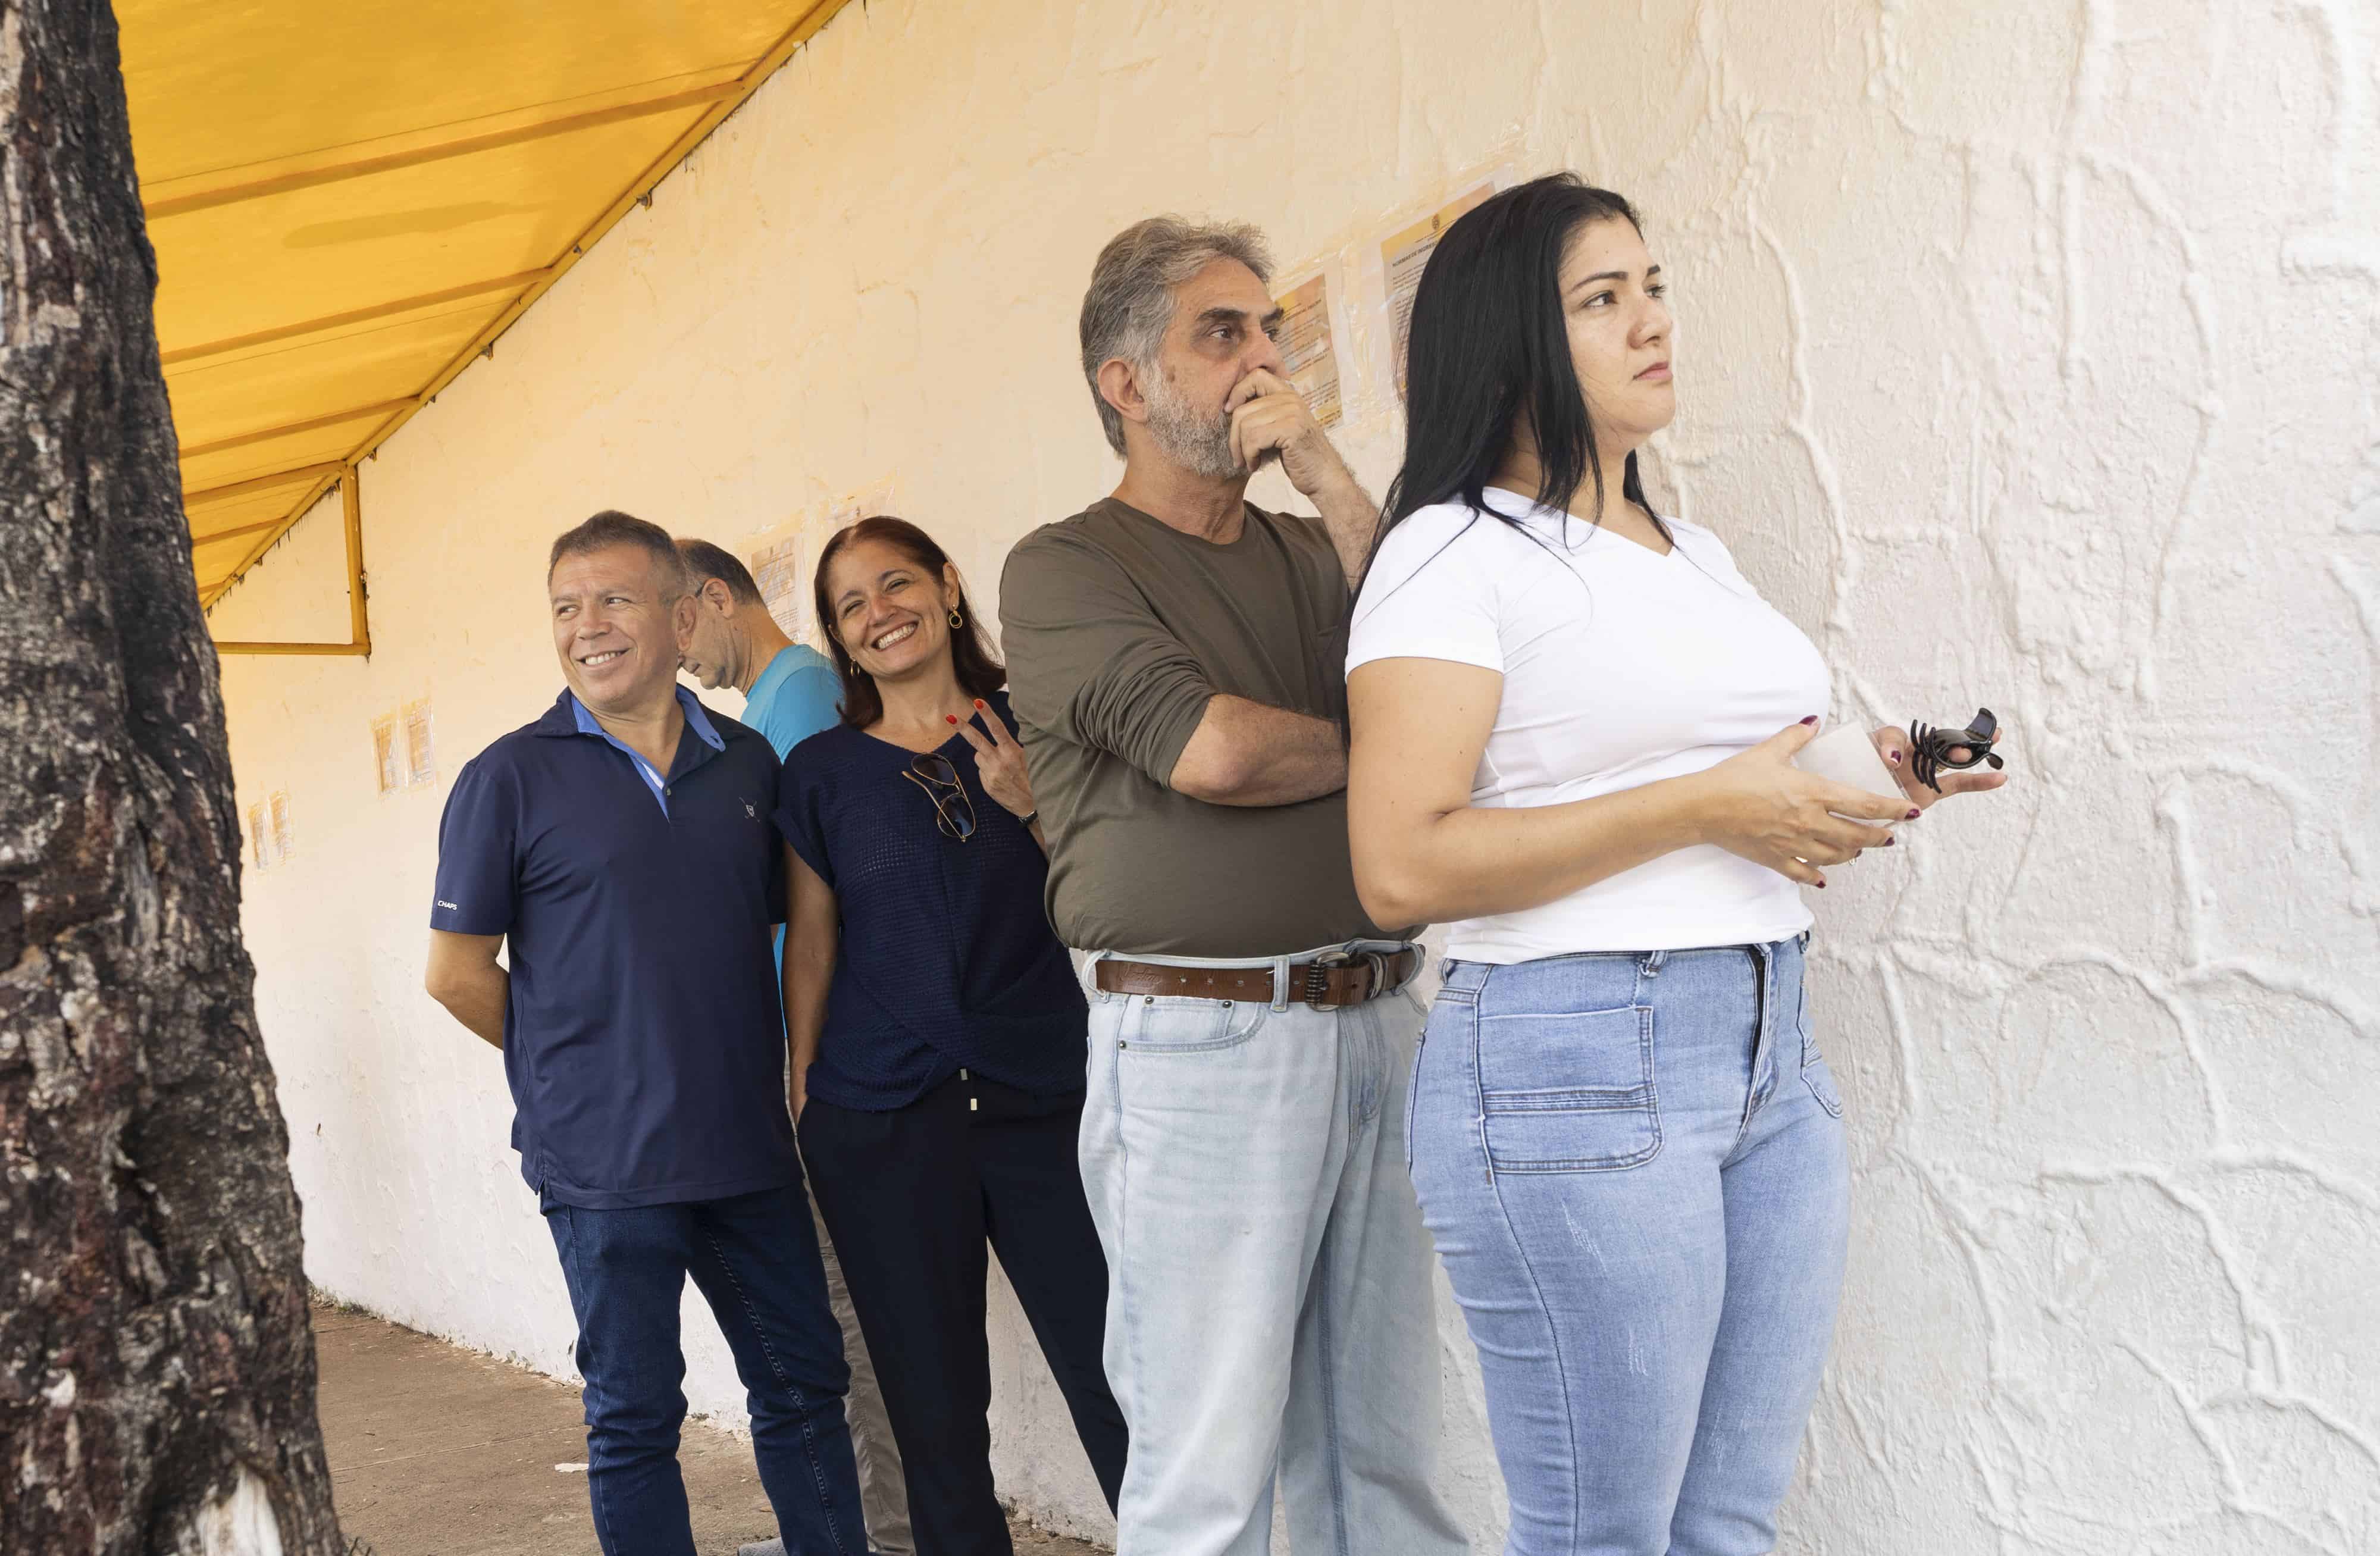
{"left": 953, "top": 698, "right": 1037, "bottom": 824}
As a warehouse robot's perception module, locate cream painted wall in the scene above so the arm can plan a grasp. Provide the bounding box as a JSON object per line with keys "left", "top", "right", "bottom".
{"left": 206, "top": 0, "right": 2380, "bottom": 1549}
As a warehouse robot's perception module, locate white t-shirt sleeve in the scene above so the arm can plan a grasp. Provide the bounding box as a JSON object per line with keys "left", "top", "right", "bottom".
{"left": 1346, "top": 505, "right": 1507, "bottom": 676}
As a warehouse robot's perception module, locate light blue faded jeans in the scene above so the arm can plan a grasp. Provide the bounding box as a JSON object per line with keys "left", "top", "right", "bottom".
{"left": 1079, "top": 944, "right": 1470, "bottom": 1556}
{"left": 1410, "top": 937, "right": 1850, "bottom": 1556}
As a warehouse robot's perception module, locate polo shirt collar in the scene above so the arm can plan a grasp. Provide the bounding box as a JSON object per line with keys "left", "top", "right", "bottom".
{"left": 538, "top": 684, "right": 724, "bottom": 749}
{"left": 564, "top": 684, "right": 725, "bottom": 752}
{"left": 537, "top": 686, "right": 726, "bottom": 817}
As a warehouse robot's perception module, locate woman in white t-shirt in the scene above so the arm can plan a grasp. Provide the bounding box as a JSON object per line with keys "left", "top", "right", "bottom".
{"left": 1346, "top": 175, "right": 2003, "bottom": 1555}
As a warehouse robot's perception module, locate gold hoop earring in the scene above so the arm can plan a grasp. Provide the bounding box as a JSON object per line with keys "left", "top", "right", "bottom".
{"left": 948, "top": 609, "right": 964, "bottom": 629}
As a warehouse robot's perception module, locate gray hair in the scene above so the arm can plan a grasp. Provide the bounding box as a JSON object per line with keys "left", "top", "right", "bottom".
{"left": 1079, "top": 216, "right": 1274, "bottom": 456}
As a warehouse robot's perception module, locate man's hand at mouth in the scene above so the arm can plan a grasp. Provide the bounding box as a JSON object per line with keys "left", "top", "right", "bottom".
{"left": 1227, "top": 369, "right": 1357, "bottom": 500}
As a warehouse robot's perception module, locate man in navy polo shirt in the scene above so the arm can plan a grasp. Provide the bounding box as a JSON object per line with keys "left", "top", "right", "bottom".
{"left": 424, "top": 509, "right": 866, "bottom": 1556}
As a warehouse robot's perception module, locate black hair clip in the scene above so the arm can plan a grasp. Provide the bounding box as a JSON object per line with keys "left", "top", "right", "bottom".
{"left": 1909, "top": 708, "right": 2004, "bottom": 792}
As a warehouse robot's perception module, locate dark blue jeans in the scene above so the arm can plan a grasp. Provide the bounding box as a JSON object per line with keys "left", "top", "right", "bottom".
{"left": 543, "top": 1183, "right": 867, "bottom": 1555}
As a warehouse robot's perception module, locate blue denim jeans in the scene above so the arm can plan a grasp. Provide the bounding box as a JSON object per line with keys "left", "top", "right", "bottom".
{"left": 1079, "top": 945, "right": 1469, "bottom": 1556}
{"left": 543, "top": 1184, "right": 867, "bottom": 1555}
{"left": 1409, "top": 937, "right": 1850, "bottom": 1556}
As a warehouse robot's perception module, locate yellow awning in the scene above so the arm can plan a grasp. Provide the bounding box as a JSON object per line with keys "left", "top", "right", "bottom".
{"left": 120, "top": 0, "right": 854, "bottom": 612}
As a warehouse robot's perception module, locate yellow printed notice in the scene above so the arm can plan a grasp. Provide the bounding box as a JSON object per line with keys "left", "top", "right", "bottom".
{"left": 1272, "top": 273, "right": 1342, "bottom": 428}
{"left": 1382, "top": 184, "right": 1495, "bottom": 399}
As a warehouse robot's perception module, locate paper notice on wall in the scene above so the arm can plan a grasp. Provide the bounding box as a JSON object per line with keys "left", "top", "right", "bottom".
{"left": 372, "top": 704, "right": 435, "bottom": 791}
{"left": 824, "top": 474, "right": 900, "bottom": 534}
{"left": 372, "top": 717, "right": 401, "bottom": 794}
{"left": 750, "top": 533, "right": 807, "bottom": 639}
{"left": 1382, "top": 183, "right": 1496, "bottom": 399}
{"left": 402, "top": 700, "right": 436, "bottom": 787}
{"left": 1272, "top": 273, "right": 1342, "bottom": 428}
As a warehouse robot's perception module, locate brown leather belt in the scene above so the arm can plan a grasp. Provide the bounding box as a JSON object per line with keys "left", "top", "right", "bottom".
{"left": 1094, "top": 946, "right": 1423, "bottom": 1009}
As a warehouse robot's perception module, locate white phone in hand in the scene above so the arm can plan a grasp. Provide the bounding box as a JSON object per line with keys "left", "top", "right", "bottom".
{"left": 1793, "top": 724, "right": 1906, "bottom": 821}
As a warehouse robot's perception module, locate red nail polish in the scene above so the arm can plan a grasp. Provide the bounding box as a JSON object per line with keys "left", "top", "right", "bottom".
{"left": 946, "top": 715, "right": 958, "bottom": 724}
{"left": 1906, "top": 808, "right": 1921, "bottom": 820}
{"left": 1800, "top": 716, "right": 1818, "bottom": 726}
{"left": 1889, "top": 750, "right": 1903, "bottom": 763}
{"left": 974, "top": 699, "right": 985, "bottom": 707}
{"left": 1815, "top": 878, "right": 1827, "bottom": 888}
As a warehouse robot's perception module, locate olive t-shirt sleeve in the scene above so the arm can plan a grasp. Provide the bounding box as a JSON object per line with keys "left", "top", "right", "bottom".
{"left": 1000, "top": 530, "right": 1215, "bottom": 788}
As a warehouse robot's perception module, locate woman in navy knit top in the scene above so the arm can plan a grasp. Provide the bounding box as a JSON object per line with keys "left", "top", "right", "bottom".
{"left": 775, "top": 516, "right": 1126, "bottom": 1554}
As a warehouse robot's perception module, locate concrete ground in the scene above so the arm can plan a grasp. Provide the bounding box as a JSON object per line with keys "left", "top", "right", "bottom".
{"left": 314, "top": 1303, "right": 1106, "bottom": 1556}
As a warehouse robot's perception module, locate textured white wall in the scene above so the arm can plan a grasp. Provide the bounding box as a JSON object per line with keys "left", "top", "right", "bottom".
{"left": 206, "top": 1, "right": 2380, "bottom": 1549}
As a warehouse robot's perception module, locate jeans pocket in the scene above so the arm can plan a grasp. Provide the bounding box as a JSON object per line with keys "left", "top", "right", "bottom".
{"left": 1797, "top": 977, "right": 1844, "bottom": 1119}
{"left": 1117, "top": 994, "right": 1267, "bottom": 1056}
{"left": 1478, "top": 1003, "right": 1661, "bottom": 1173}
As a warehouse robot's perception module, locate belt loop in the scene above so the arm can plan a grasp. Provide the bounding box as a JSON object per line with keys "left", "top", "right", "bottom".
{"left": 1083, "top": 949, "right": 1110, "bottom": 1002}
{"left": 1271, "top": 953, "right": 1293, "bottom": 1013}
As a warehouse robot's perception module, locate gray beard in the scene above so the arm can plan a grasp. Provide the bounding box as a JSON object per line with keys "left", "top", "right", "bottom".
{"left": 1145, "top": 370, "right": 1276, "bottom": 480}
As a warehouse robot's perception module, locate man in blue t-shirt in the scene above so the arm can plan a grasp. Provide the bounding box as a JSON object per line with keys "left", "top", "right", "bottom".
{"left": 677, "top": 538, "right": 844, "bottom": 754}
{"left": 678, "top": 538, "right": 914, "bottom": 1556}
{"left": 425, "top": 511, "right": 865, "bottom": 1556}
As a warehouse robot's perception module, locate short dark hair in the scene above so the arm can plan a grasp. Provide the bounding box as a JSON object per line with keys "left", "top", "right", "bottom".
{"left": 812, "top": 516, "right": 1004, "bottom": 730}
{"left": 676, "top": 538, "right": 764, "bottom": 606}
{"left": 547, "top": 509, "right": 688, "bottom": 594}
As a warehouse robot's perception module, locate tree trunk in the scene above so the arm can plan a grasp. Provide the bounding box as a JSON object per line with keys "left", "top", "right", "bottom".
{"left": 0, "top": 2, "right": 345, "bottom": 1551}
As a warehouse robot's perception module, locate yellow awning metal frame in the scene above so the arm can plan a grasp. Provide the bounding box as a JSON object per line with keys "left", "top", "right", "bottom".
{"left": 209, "top": 468, "right": 371, "bottom": 656}
{"left": 159, "top": 0, "right": 859, "bottom": 651}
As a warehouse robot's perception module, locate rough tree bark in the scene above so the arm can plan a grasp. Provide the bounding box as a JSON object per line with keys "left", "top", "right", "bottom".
{"left": 0, "top": 1, "right": 344, "bottom": 1551}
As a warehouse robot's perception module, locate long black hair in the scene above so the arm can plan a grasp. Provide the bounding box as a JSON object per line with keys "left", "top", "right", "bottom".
{"left": 812, "top": 516, "right": 1006, "bottom": 730}
{"left": 1374, "top": 174, "right": 1667, "bottom": 564}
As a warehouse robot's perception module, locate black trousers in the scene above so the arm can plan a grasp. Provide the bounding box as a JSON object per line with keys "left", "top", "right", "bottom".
{"left": 800, "top": 1073, "right": 1128, "bottom": 1555}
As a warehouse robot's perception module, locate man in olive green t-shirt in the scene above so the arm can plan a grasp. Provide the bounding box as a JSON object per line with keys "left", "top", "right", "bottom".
{"left": 1000, "top": 217, "right": 1464, "bottom": 1556}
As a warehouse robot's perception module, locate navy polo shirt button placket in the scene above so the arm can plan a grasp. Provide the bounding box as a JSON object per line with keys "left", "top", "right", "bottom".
{"left": 569, "top": 690, "right": 716, "bottom": 817}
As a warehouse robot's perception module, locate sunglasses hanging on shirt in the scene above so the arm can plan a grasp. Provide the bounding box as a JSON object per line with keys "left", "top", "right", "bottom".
{"left": 901, "top": 752, "right": 977, "bottom": 841}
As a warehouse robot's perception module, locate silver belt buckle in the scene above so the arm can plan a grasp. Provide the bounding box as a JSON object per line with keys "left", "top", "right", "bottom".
{"left": 1302, "top": 949, "right": 1389, "bottom": 1010}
